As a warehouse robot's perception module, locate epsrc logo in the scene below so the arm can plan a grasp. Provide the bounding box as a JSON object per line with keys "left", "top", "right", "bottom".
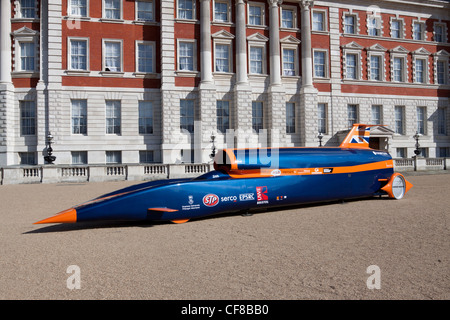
{"left": 203, "top": 194, "right": 219, "bottom": 207}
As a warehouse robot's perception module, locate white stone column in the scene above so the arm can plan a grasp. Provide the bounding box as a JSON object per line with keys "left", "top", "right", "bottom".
{"left": 268, "top": 0, "right": 282, "bottom": 86}
{"left": 0, "top": 0, "right": 12, "bottom": 84}
{"left": 235, "top": 0, "right": 248, "bottom": 84}
{"left": 300, "top": 0, "right": 314, "bottom": 88}
{"left": 200, "top": 0, "right": 213, "bottom": 84}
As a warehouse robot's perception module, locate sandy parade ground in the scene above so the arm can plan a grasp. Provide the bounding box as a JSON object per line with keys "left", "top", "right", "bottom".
{"left": 0, "top": 172, "right": 448, "bottom": 303}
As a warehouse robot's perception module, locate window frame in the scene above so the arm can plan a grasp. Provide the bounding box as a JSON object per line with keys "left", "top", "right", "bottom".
{"left": 285, "top": 102, "right": 296, "bottom": 134}
{"left": 347, "top": 104, "right": 358, "bottom": 128}
{"left": 280, "top": 5, "right": 297, "bottom": 30}
{"left": 20, "top": 100, "right": 36, "bottom": 136}
{"left": 416, "top": 106, "right": 427, "bottom": 135}
{"left": 394, "top": 105, "right": 405, "bottom": 135}
{"left": 247, "top": 2, "right": 266, "bottom": 27}
{"left": 318, "top": 103, "right": 327, "bottom": 134}
{"left": 138, "top": 100, "right": 154, "bottom": 135}
{"left": 216, "top": 100, "right": 230, "bottom": 133}
{"left": 177, "top": 0, "right": 196, "bottom": 21}
{"left": 71, "top": 99, "right": 88, "bottom": 135}
{"left": 180, "top": 99, "right": 195, "bottom": 134}
{"left": 135, "top": 0, "right": 155, "bottom": 22}
{"left": 103, "top": 0, "right": 123, "bottom": 20}
{"left": 136, "top": 40, "right": 156, "bottom": 74}
{"left": 313, "top": 49, "right": 328, "bottom": 79}
{"left": 412, "top": 20, "right": 427, "bottom": 41}
{"left": 68, "top": 0, "right": 89, "bottom": 17}
{"left": 343, "top": 13, "right": 358, "bottom": 35}
{"left": 390, "top": 17, "right": 404, "bottom": 39}
{"left": 177, "top": 39, "right": 197, "bottom": 72}
{"left": 213, "top": 0, "right": 231, "bottom": 23}
{"left": 312, "top": 9, "right": 327, "bottom": 32}
{"left": 105, "top": 100, "right": 121, "bottom": 135}
{"left": 102, "top": 39, "right": 123, "bottom": 72}
{"left": 252, "top": 101, "right": 264, "bottom": 132}
{"left": 68, "top": 37, "right": 89, "bottom": 71}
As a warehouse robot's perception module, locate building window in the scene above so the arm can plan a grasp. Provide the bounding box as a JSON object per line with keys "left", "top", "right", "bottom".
{"left": 139, "top": 151, "right": 154, "bottom": 163}
{"left": 104, "top": 0, "right": 121, "bottom": 19}
{"left": 69, "top": 39, "right": 88, "bottom": 71}
{"left": 216, "top": 100, "right": 230, "bottom": 133}
{"left": 286, "top": 102, "right": 295, "bottom": 134}
{"left": 370, "top": 55, "right": 381, "bottom": 81}
{"left": 396, "top": 148, "right": 406, "bottom": 158}
{"left": 347, "top": 104, "right": 358, "bottom": 128}
{"left": 19, "top": 152, "right": 36, "bottom": 165}
{"left": 281, "top": 7, "right": 296, "bottom": 29}
{"left": 413, "top": 21, "right": 426, "bottom": 41}
{"left": 391, "top": 19, "right": 403, "bottom": 38}
{"left": 343, "top": 14, "right": 356, "bottom": 34}
{"left": 215, "top": 43, "right": 231, "bottom": 73}
{"left": 19, "top": 42, "right": 36, "bottom": 71}
{"left": 318, "top": 103, "right": 327, "bottom": 134}
{"left": 136, "top": 41, "right": 155, "bottom": 73}
{"left": 312, "top": 10, "right": 326, "bottom": 32}
{"left": 178, "top": 0, "right": 195, "bottom": 20}
{"left": 371, "top": 105, "right": 382, "bottom": 125}
{"left": 418, "top": 148, "right": 428, "bottom": 158}
{"left": 252, "top": 101, "right": 264, "bottom": 132}
{"left": 214, "top": 0, "right": 230, "bottom": 22}
{"left": 434, "top": 23, "right": 447, "bottom": 43}
{"left": 180, "top": 99, "right": 195, "bottom": 133}
{"left": 136, "top": 0, "right": 154, "bottom": 22}
{"left": 417, "top": 107, "right": 426, "bottom": 135}
{"left": 438, "top": 108, "right": 447, "bottom": 135}
{"left": 395, "top": 106, "right": 404, "bottom": 134}
{"left": 436, "top": 60, "right": 447, "bottom": 85}
{"left": 71, "top": 99, "right": 87, "bottom": 135}
{"left": 282, "top": 48, "right": 296, "bottom": 76}
{"left": 69, "top": 0, "right": 88, "bottom": 17}
{"left": 20, "top": 101, "right": 36, "bottom": 136}
{"left": 106, "top": 100, "right": 121, "bottom": 134}
{"left": 138, "top": 101, "right": 154, "bottom": 134}
{"left": 368, "top": 16, "right": 381, "bottom": 36}
{"left": 72, "top": 151, "right": 88, "bottom": 165}
{"left": 178, "top": 40, "right": 196, "bottom": 71}
{"left": 103, "top": 40, "right": 122, "bottom": 72}
{"left": 20, "top": 0, "right": 36, "bottom": 18}
{"left": 313, "top": 50, "right": 327, "bottom": 78}
{"left": 106, "top": 151, "right": 122, "bottom": 164}
{"left": 414, "top": 58, "right": 425, "bottom": 83}
{"left": 393, "top": 57, "right": 405, "bottom": 82}
{"left": 345, "top": 53, "right": 358, "bottom": 79}
{"left": 249, "top": 46, "right": 264, "bottom": 74}
{"left": 248, "top": 3, "right": 264, "bottom": 26}
{"left": 438, "top": 147, "right": 450, "bottom": 158}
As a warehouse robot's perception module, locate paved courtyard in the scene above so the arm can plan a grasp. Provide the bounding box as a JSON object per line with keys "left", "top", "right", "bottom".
{"left": 0, "top": 172, "right": 448, "bottom": 300}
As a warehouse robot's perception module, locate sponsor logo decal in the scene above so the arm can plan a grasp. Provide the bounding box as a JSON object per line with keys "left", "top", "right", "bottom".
{"left": 271, "top": 169, "right": 281, "bottom": 176}
{"left": 256, "top": 186, "right": 269, "bottom": 204}
{"left": 182, "top": 195, "right": 200, "bottom": 211}
{"left": 203, "top": 194, "right": 219, "bottom": 207}
{"left": 221, "top": 196, "right": 237, "bottom": 202}
{"left": 323, "top": 168, "right": 333, "bottom": 173}
{"left": 239, "top": 193, "right": 255, "bottom": 201}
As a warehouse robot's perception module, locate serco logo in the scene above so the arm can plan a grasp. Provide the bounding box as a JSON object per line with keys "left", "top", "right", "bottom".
{"left": 203, "top": 194, "right": 219, "bottom": 207}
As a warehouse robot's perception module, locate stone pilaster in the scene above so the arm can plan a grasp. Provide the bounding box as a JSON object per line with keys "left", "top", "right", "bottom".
{"left": 235, "top": 0, "right": 248, "bottom": 85}
{"left": 0, "top": 0, "right": 14, "bottom": 165}
{"left": 160, "top": 0, "right": 177, "bottom": 163}
{"left": 300, "top": 0, "right": 314, "bottom": 89}
{"left": 268, "top": 0, "right": 282, "bottom": 87}
{"left": 200, "top": 0, "right": 213, "bottom": 84}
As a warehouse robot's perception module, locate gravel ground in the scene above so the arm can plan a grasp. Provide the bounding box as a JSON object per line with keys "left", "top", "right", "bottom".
{"left": 0, "top": 172, "right": 448, "bottom": 300}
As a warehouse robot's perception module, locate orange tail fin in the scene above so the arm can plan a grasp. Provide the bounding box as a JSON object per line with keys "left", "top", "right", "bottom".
{"left": 339, "top": 124, "right": 381, "bottom": 149}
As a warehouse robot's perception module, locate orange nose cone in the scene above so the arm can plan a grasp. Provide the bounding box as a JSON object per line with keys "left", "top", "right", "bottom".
{"left": 34, "top": 208, "right": 77, "bottom": 224}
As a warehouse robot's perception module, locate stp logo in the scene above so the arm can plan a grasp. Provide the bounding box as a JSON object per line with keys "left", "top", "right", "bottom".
{"left": 256, "top": 186, "right": 268, "bottom": 201}
{"left": 203, "top": 194, "right": 219, "bottom": 207}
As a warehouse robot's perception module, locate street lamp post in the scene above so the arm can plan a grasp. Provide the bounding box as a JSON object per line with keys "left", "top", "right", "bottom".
{"left": 318, "top": 132, "right": 323, "bottom": 147}
{"left": 413, "top": 131, "right": 421, "bottom": 157}
{"left": 44, "top": 132, "right": 56, "bottom": 164}
{"left": 210, "top": 133, "right": 216, "bottom": 159}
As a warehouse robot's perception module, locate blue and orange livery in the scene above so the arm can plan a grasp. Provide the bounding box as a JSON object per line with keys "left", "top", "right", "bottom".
{"left": 34, "top": 124, "right": 413, "bottom": 225}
